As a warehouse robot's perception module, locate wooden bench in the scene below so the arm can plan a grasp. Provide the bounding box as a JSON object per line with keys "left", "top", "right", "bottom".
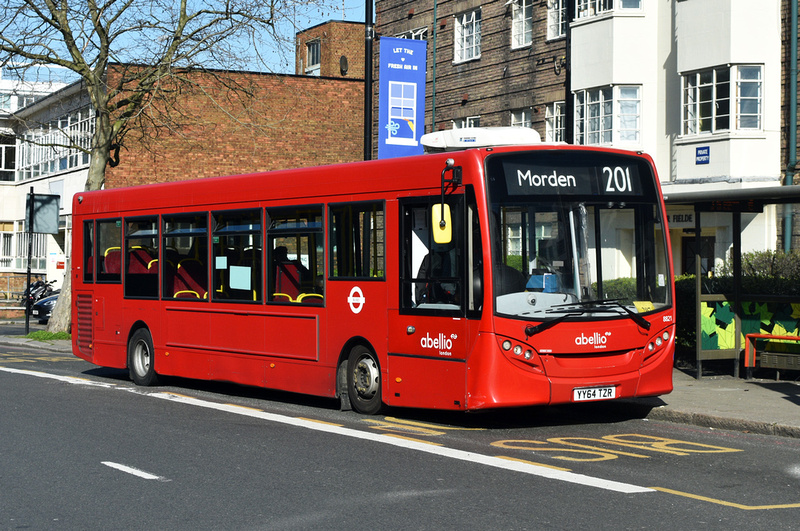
{"left": 744, "top": 333, "right": 800, "bottom": 379}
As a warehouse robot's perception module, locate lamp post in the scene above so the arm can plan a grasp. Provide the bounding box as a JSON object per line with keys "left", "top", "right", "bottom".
{"left": 364, "top": 0, "right": 373, "bottom": 161}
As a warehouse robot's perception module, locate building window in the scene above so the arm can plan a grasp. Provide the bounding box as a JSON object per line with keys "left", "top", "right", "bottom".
{"left": 511, "top": 108, "right": 532, "bottom": 128}
{"left": 396, "top": 27, "right": 428, "bottom": 40}
{"left": 546, "top": 101, "right": 565, "bottom": 142}
{"left": 512, "top": 0, "right": 534, "bottom": 49}
{"left": 737, "top": 66, "right": 762, "bottom": 129}
{"left": 1, "top": 135, "right": 15, "bottom": 182}
{"left": 576, "top": 0, "right": 639, "bottom": 19}
{"left": 16, "top": 106, "right": 94, "bottom": 181}
{"left": 682, "top": 65, "right": 761, "bottom": 135}
{"left": 547, "top": 0, "right": 568, "bottom": 40}
{"left": 0, "top": 93, "right": 11, "bottom": 111}
{"left": 617, "top": 86, "right": 640, "bottom": 142}
{"left": 454, "top": 9, "right": 481, "bottom": 63}
{"left": 453, "top": 116, "right": 481, "bottom": 129}
{"left": 306, "top": 40, "right": 321, "bottom": 76}
{"left": 574, "top": 86, "right": 640, "bottom": 145}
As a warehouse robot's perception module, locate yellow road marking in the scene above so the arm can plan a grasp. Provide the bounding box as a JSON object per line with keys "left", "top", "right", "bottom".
{"left": 296, "top": 417, "right": 344, "bottom": 427}
{"left": 383, "top": 416, "right": 485, "bottom": 431}
{"left": 495, "top": 455, "right": 573, "bottom": 472}
{"left": 382, "top": 434, "right": 444, "bottom": 446}
{"left": 653, "top": 487, "right": 800, "bottom": 510}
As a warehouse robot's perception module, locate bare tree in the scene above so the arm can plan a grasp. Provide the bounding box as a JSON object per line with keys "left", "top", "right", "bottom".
{"left": 0, "top": 0, "right": 340, "bottom": 332}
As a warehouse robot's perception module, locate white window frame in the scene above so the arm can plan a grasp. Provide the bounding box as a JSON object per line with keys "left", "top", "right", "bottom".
{"left": 16, "top": 106, "right": 94, "bottom": 181}
{"left": 574, "top": 86, "right": 640, "bottom": 146}
{"left": 396, "top": 27, "right": 428, "bottom": 40}
{"left": 305, "top": 40, "right": 321, "bottom": 76}
{"left": 452, "top": 116, "right": 481, "bottom": 129}
{"left": 576, "top": 0, "right": 640, "bottom": 19}
{"left": 512, "top": 0, "right": 534, "bottom": 49}
{"left": 511, "top": 108, "right": 533, "bottom": 128}
{"left": 547, "top": 0, "right": 568, "bottom": 40}
{"left": 545, "top": 101, "right": 565, "bottom": 142}
{"left": 737, "top": 66, "right": 762, "bottom": 130}
{"left": 682, "top": 65, "right": 761, "bottom": 135}
{"left": 454, "top": 9, "right": 481, "bottom": 63}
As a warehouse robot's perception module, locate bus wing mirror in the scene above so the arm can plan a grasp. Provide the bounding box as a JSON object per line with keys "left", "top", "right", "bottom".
{"left": 432, "top": 204, "right": 452, "bottom": 244}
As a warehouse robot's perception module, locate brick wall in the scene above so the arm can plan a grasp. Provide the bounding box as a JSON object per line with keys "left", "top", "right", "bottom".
{"left": 105, "top": 70, "right": 364, "bottom": 188}
{"left": 296, "top": 21, "right": 365, "bottom": 79}
{"left": 375, "top": 0, "right": 568, "bottom": 140}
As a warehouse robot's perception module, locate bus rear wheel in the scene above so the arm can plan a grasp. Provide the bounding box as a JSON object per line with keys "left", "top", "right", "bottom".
{"left": 347, "top": 345, "right": 382, "bottom": 415}
{"left": 128, "top": 328, "right": 159, "bottom": 386}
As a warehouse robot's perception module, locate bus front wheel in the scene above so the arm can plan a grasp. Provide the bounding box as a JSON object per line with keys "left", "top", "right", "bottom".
{"left": 347, "top": 345, "right": 382, "bottom": 415}
{"left": 128, "top": 328, "right": 159, "bottom": 386}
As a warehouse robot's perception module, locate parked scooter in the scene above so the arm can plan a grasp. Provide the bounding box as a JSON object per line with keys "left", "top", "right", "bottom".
{"left": 21, "top": 277, "right": 57, "bottom": 310}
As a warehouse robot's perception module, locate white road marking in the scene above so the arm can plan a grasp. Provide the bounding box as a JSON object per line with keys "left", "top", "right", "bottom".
{"left": 102, "top": 461, "right": 169, "bottom": 481}
{"left": 1, "top": 367, "right": 653, "bottom": 494}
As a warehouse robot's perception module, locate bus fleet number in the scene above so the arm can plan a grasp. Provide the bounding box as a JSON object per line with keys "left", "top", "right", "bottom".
{"left": 604, "top": 166, "right": 633, "bottom": 193}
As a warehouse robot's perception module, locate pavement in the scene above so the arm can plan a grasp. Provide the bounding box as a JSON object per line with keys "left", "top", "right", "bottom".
{"left": 0, "top": 319, "right": 798, "bottom": 437}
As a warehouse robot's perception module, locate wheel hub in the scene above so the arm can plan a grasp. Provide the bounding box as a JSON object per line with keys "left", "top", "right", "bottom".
{"left": 353, "top": 356, "right": 379, "bottom": 398}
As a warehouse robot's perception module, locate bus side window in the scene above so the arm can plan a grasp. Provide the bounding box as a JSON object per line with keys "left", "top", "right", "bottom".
{"left": 329, "top": 202, "right": 385, "bottom": 279}
{"left": 163, "top": 214, "right": 209, "bottom": 300}
{"left": 125, "top": 217, "right": 159, "bottom": 299}
{"left": 212, "top": 209, "right": 262, "bottom": 302}
{"left": 267, "top": 206, "right": 324, "bottom": 305}
{"left": 96, "top": 219, "right": 121, "bottom": 283}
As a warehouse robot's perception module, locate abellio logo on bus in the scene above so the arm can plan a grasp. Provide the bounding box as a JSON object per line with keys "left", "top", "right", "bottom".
{"left": 420, "top": 332, "right": 456, "bottom": 357}
{"left": 575, "top": 331, "right": 612, "bottom": 349}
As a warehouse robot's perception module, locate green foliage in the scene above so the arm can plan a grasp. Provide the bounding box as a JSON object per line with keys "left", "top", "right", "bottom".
{"left": 505, "top": 255, "right": 524, "bottom": 271}
{"left": 597, "top": 277, "right": 637, "bottom": 303}
{"left": 26, "top": 330, "right": 71, "bottom": 341}
{"left": 716, "top": 249, "right": 800, "bottom": 296}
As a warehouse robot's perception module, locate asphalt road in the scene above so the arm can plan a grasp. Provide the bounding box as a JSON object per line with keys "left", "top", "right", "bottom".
{"left": 2, "top": 346, "right": 800, "bottom": 530}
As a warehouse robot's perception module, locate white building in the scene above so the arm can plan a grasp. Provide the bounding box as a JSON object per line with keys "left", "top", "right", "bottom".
{"left": 569, "top": 0, "right": 781, "bottom": 275}
{"left": 1, "top": 70, "right": 86, "bottom": 294}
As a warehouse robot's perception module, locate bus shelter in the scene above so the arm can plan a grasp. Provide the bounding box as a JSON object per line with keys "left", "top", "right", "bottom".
{"left": 664, "top": 185, "right": 800, "bottom": 378}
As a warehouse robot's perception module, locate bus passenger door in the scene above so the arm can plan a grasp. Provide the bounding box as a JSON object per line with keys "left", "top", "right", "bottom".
{"left": 387, "top": 194, "right": 482, "bottom": 410}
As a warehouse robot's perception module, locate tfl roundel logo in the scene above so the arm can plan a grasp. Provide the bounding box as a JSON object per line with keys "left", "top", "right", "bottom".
{"left": 348, "top": 286, "right": 365, "bottom": 314}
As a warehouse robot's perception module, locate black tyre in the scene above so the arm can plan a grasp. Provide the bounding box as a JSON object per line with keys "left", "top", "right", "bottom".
{"left": 128, "top": 328, "right": 159, "bottom": 386}
{"left": 347, "top": 345, "right": 382, "bottom": 415}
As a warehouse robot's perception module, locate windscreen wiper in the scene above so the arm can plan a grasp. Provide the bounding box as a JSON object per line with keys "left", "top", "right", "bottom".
{"left": 551, "top": 298, "right": 651, "bottom": 331}
{"left": 525, "top": 311, "right": 585, "bottom": 338}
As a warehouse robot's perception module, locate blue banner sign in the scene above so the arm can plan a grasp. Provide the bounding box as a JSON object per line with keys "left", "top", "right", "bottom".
{"left": 378, "top": 37, "right": 427, "bottom": 159}
{"left": 696, "top": 146, "right": 710, "bottom": 165}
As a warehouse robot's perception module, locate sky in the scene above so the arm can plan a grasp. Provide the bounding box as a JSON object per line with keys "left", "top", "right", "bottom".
{"left": 267, "top": 0, "right": 369, "bottom": 73}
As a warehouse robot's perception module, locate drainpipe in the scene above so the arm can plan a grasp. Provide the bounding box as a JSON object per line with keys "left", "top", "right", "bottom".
{"left": 431, "top": 0, "right": 438, "bottom": 132}
{"left": 785, "top": 0, "right": 798, "bottom": 252}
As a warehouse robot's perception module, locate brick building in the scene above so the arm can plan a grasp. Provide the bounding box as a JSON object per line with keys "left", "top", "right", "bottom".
{"left": 296, "top": 20, "right": 366, "bottom": 79}
{"left": 104, "top": 68, "right": 365, "bottom": 188}
{"left": 375, "top": 0, "right": 569, "bottom": 140}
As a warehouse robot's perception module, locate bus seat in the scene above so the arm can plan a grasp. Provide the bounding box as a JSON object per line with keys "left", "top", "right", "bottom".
{"left": 104, "top": 249, "right": 121, "bottom": 274}
{"left": 298, "top": 293, "right": 324, "bottom": 304}
{"left": 275, "top": 262, "right": 302, "bottom": 299}
{"left": 128, "top": 248, "right": 153, "bottom": 274}
{"left": 272, "top": 293, "right": 294, "bottom": 303}
{"left": 174, "top": 259, "right": 207, "bottom": 299}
